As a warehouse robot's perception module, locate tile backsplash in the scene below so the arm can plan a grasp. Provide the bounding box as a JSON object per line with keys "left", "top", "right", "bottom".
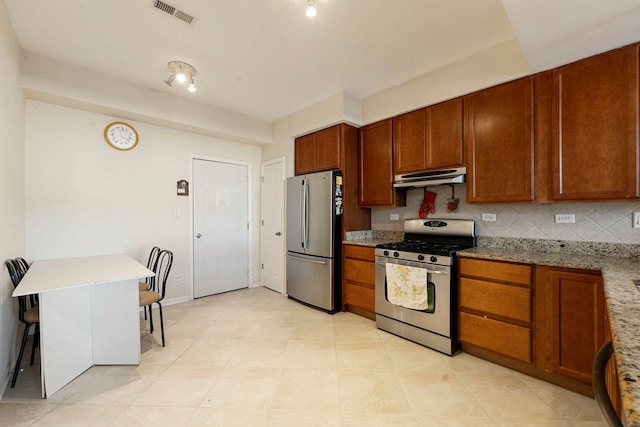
{"left": 371, "top": 186, "right": 640, "bottom": 244}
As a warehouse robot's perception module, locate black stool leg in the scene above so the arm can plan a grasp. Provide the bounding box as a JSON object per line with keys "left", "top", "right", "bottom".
{"left": 148, "top": 304, "right": 154, "bottom": 334}
{"left": 157, "top": 302, "right": 165, "bottom": 347}
{"left": 11, "top": 323, "right": 32, "bottom": 388}
{"left": 30, "top": 323, "right": 40, "bottom": 365}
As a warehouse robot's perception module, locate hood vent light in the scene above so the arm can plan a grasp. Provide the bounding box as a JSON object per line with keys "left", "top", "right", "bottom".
{"left": 153, "top": 0, "right": 196, "bottom": 25}
{"left": 393, "top": 167, "right": 467, "bottom": 189}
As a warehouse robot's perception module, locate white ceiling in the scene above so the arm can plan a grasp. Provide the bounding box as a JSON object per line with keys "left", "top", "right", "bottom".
{"left": 5, "top": 0, "right": 640, "bottom": 123}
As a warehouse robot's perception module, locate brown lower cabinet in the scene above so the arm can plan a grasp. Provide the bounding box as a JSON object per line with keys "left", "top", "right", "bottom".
{"left": 458, "top": 257, "right": 606, "bottom": 396}
{"left": 342, "top": 245, "right": 375, "bottom": 319}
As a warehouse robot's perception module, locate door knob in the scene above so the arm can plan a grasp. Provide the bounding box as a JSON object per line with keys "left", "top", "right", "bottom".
{"left": 196, "top": 233, "right": 202, "bottom": 238}
{"left": 275, "top": 232, "right": 282, "bottom": 236}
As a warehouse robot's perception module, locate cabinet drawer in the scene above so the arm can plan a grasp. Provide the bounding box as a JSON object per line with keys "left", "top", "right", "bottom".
{"left": 343, "top": 245, "right": 375, "bottom": 261}
{"left": 344, "top": 258, "right": 375, "bottom": 286}
{"left": 459, "top": 311, "right": 532, "bottom": 363}
{"left": 343, "top": 282, "right": 375, "bottom": 312}
{"left": 459, "top": 277, "right": 531, "bottom": 323}
{"left": 459, "top": 258, "right": 531, "bottom": 285}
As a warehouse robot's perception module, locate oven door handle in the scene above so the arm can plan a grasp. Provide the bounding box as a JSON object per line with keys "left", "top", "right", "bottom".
{"left": 375, "top": 259, "right": 449, "bottom": 275}
{"left": 423, "top": 269, "right": 448, "bottom": 275}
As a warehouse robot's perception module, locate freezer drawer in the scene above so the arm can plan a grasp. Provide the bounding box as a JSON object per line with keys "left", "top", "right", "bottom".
{"left": 286, "top": 252, "right": 334, "bottom": 312}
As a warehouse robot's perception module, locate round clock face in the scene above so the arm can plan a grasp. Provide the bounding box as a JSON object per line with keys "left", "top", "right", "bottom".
{"left": 104, "top": 121, "right": 139, "bottom": 151}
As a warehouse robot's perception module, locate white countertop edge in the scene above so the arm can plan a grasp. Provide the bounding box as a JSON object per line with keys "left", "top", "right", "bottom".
{"left": 12, "top": 254, "right": 154, "bottom": 297}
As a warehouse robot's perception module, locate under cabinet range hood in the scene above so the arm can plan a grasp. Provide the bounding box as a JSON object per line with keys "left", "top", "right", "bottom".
{"left": 393, "top": 167, "right": 466, "bottom": 189}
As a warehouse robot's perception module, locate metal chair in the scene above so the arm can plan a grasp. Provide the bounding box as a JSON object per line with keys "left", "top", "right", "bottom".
{"left": 139, "top": 247, "right": 160, "bottom": 320}
{"left": 5, "top": 259, "right": 40, "bottom": 388}
{"left": 139, "top": 249, "right": 173, "bottom": 347}
{"left": 139, "top": 246, "right": 160, "bottom": 291}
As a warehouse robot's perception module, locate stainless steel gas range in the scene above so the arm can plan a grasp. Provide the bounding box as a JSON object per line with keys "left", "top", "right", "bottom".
{"left": 375, "top": 218, "right": 476, "bottom": 355}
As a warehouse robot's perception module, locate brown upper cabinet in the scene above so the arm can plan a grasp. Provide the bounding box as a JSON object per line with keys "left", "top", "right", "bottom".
{"left": 294, "top": 125, "right": 341, "bottom": 175}
{"left": 293, "top": 123, "right": 371, "bottom": 236}
{"left": 392, "top": 98, "right": 463, "bottom": 174}
{"left": 393, "top": 109, "right": 427, "bottom": 174}
{"left": 464, "top": 77, "right": 535, "bottom": 203}
{"left": 359, "top": 119, "right": 405, "bottom": 207}
{"left": 548, "top": 44, "right": 639, "bottom": 201}
{"left": 426, "top": 98, "right": 464, "bottom": 170}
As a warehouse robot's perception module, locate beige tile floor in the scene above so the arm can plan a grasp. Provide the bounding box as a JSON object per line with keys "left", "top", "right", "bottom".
{"left": 1, "top": 287, "right": 606, "bottom": 426}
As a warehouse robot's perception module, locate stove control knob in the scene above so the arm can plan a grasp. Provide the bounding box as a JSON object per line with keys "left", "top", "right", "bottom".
{"left": 430, "top": 256, "right": 438, "bottom": 263}
{"left": 393, "top": 251, "right": 400, "bottom": 258}
{"left": 417, "top": 254, "right": 425, "bottom": 261}
{"left": 383, "top": 250, "right": 389, "bottom": 256}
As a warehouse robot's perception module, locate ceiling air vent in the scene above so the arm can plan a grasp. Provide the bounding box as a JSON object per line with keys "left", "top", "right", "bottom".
{"left": 153, "top": 0, "right": 196, "bottom": 25}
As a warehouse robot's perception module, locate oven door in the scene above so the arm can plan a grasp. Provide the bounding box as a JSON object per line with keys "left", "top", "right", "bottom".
{"left": 375, "top": 256, "right": 452, "bottom": 338}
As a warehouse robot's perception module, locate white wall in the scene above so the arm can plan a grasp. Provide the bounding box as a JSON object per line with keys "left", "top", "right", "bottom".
{"left": 361, "top": 39, "right": 530, "bottom": 124}
{"left": 0, "top": 0, "right": 25, "bottom": 396}
{"left": 25, "top": 100, "right": 262, "bottom": 302}
{"left": 264, "top": 91, "right": 363, "bottom": 176}
{"left": 21, "top": 53, "right": 272, "bottom": 147}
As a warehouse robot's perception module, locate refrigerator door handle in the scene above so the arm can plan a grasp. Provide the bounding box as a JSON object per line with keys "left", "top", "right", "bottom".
{"left": 302, "top": 179, "right": 309, "bottom": 248}
{"left": 287, "top": 254, "right": 328, "bottom": 265}
{"left": 299, "top": 182, "right": 305, "bottom": 247}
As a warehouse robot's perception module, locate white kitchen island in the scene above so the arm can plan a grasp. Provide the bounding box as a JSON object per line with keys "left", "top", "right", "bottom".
{"left": 12, "top": 254, "right": 153, "bottom": 398}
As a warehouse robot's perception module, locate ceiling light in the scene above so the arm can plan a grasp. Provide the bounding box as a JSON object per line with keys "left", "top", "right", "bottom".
{"left": 306, "top": 0, "right": 317, "bottom": 17}
{"left": 164, "top": 61, "right": 197, "bottom": 93}
{"left": 187, "top": 78, "right": 197, "bottom": 93}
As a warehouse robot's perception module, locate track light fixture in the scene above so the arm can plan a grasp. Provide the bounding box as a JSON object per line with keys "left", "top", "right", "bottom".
{"left": 164, "top": 61, "right": 197, "bottom": 93}
{"left": 306, "top": 0, "right": 317, "bottom": 17}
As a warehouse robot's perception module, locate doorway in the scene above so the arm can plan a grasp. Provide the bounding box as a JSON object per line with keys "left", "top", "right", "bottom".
{"left": 192, "top": 158, "right": 249, "bottom": 298}
{"left": 260, "top": 158, "right": 285, "bottom": 293}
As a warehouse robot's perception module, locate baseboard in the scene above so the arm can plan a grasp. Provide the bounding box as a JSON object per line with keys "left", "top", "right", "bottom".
{"left": 159, "top": 296, "right": 189, "bottom": 306}
{"left": 250, "top": 281, "right": 261, "bottom": 288}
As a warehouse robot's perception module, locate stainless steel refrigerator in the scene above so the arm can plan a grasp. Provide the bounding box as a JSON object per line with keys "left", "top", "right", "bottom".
{"left": 286, "top": 170, "right": 342, "bottom": 313}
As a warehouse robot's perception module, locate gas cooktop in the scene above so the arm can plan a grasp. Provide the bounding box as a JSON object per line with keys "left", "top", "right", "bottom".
{"left": 375, "top": 240, "right": 472, "bottom": 257}
{"left": 375, "top": 218, "right": 477, "bottom": 259}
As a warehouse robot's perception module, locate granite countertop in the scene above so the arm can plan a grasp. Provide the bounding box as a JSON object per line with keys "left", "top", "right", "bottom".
{"left": 458, "top": 240, "right": 640, "bottom": 426}
{"left": 343, "top": 230, "right": 403, "bottom": 247}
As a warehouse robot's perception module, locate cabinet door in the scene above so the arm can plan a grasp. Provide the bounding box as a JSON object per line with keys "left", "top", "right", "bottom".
{"left": 393, "top": 109, "right": 427, "bottom": 174}
{"left": 294, "top": 133, "right": 317, "bottom": 175}
{"left": 465, "top": 77, "right": 535, "bottom": 203}
{"left": 551, "top": 44, "right": 639, "bottom": 200}
{"left": 459, "top": 311, "right": 532, "bottom": 363}
{"left": 359, "top": 119, "right": 398, "bottom": 206}
{"left": 540, "top": 268, "right": 605, "bottom": 384}
{"left": 426, "top": 98, "right": 464, "bottom": 169}
{"left": 342, "top": 245, "right": 375, "bottom": 315}
{"left": 315, "top": 125, "right": 341, "bottom": 172}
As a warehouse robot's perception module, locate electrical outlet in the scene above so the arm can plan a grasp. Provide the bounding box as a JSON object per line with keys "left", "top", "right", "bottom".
{"left": 555, "top": 214, "right": 575, "bottom": 224}
{"left": 633, "top": 212, "right": 640, "bottom": 229}
{"left": 390, "top": 214, "right": 400, "bottom": 221}
{"left": 481, "top": 213, "right": 496, "bottom": 222}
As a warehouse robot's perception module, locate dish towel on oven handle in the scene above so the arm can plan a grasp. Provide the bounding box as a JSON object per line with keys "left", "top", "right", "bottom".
{"left": 385, "top": 263, "right": 435, "bottom": 312}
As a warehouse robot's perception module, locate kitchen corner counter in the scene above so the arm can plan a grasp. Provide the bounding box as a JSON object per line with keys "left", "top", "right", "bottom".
{"left": 458, "top": 241, "right": 640, "bottom": 426}
{"left": 343, "top": 230, "right": 403, "bottom": 248}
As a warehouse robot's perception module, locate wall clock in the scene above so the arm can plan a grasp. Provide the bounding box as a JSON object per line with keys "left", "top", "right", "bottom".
{"left": 104, "top": 121, "right": 139, "bottom": 151}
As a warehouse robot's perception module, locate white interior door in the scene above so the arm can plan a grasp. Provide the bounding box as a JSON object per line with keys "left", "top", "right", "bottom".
{"left": 193, "top": 159, "right": 249, "bottom": 298}
{"left": 261, "top": 159, "right": 285, "bottom": 293}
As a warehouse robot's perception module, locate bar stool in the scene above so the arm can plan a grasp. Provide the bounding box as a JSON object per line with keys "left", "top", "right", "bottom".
{"left": 5, "top": 259, "right": 40, "bottom": 388}
{"left": 139, "top": 249, "right": 173, "bottom": 347}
